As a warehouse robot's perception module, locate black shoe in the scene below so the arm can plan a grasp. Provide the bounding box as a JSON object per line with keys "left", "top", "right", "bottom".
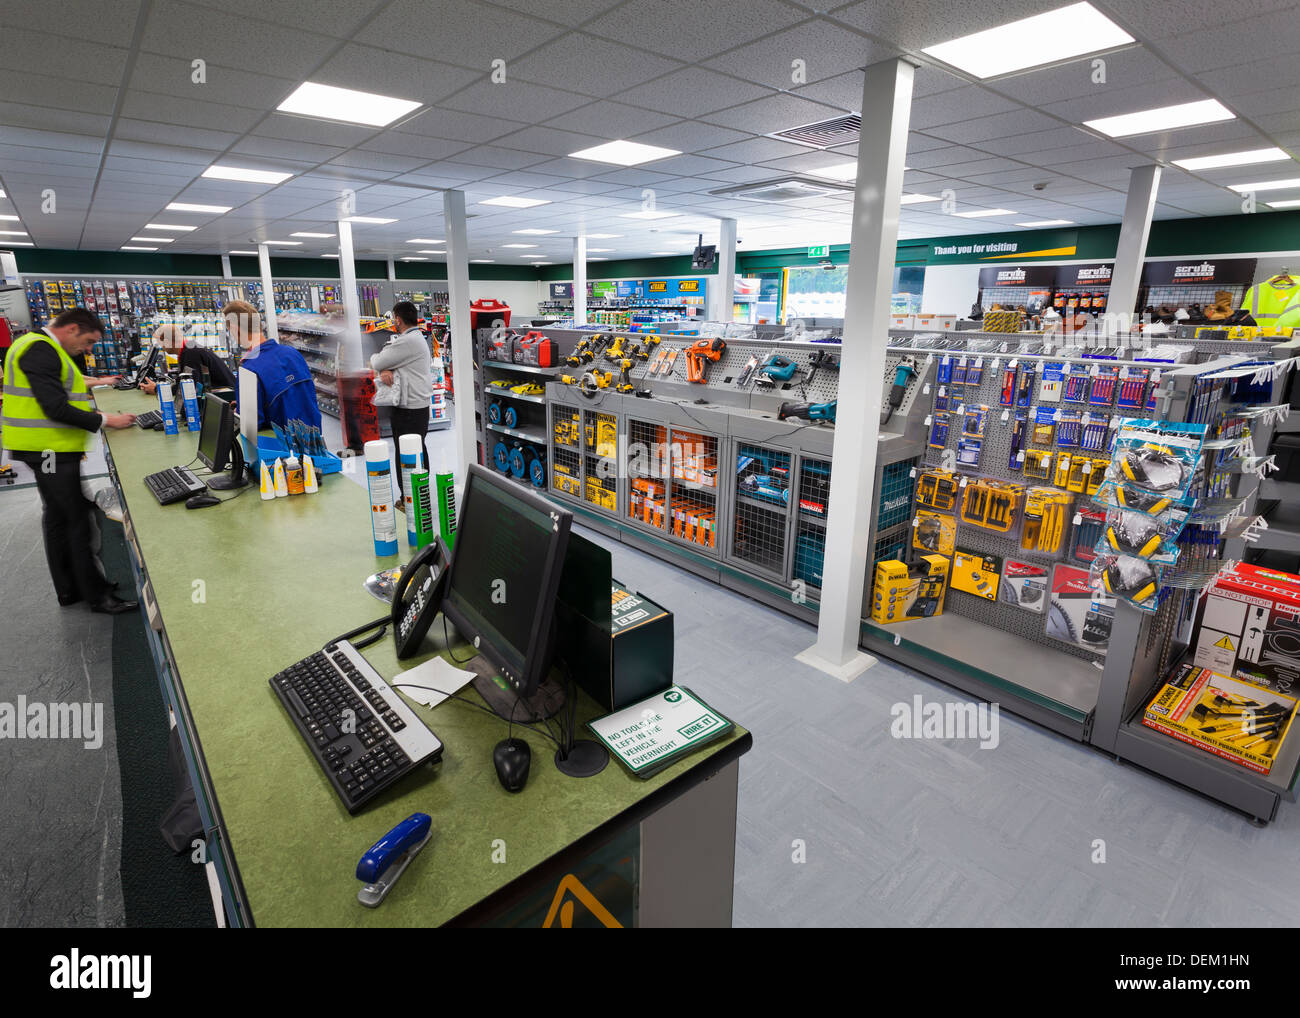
{"left": 58, "top": 594, "right": 83, "bottom": 607}
{"left": 91, "top": 594, "right": 139, "bottom": 615}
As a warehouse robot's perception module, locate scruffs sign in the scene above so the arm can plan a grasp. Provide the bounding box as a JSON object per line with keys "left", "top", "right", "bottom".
{"left": 1142, "top": 257, "right": 1257, "bottom": 286}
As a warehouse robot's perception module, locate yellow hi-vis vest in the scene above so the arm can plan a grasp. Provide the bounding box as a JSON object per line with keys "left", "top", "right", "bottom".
{"left": 1, "top": 331, "right": 95, "bottom": 453}
{"left": 1241, "top": 278, "right": 1300, "bottom": 337}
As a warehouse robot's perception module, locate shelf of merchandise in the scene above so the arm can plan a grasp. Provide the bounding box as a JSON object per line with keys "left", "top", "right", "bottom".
{"left": 485, "top": 421, "right": 546, "bottom": 445}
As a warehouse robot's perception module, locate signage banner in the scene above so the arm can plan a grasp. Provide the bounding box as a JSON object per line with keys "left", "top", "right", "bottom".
{"left": 977, "top": 265, "right": 1058, "bottom": 288}
{"left": 549, "top": 282, "right": 572, "bottom": 299}
{"left": 645, "top": 278, "right": 706, "bottom": 299}
{"left": 1141, "top": 258, "right": 1258, "bottom": 287}
{"left": 615, "top": 279, "right": 642, "bottom": 298}
{"left": 928, "top": 229, "right": 1079, "bottom": 264}
{"left": 1056, "top": 263, "right": 1114, "bottom": 287}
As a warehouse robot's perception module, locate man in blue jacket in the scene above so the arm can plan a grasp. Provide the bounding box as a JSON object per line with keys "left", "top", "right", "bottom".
{"left": 223, "top": 300, "right": 321, "bottom": 432}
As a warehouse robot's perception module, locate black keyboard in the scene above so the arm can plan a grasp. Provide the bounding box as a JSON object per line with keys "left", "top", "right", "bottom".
{"left": 144, "top": 464, "right": 206, "bottom": 505}
{"left": 135, "top": 410, "right": 162, "bottom": 429}
{"left": 270, "top": 641, "right": 443, "bottom": 813}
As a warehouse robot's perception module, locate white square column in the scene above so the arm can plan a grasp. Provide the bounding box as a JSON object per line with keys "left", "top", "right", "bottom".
{"left": 444, "top": 188, "right": 477, "bottom": 482}
{"left": 257, "top": 243, "right": 278, "bottom": 340}
{"left": 711, "top": 218, "right": 737, "bottom": 324}
{"left": 1106, "top": 164, "right": 1162, "bottom": 334}
{"left": 797, "top": 57, "right": 915, "bottom": 683}
{"left": 573, "top": 236, "right": 588, "bottom": 327}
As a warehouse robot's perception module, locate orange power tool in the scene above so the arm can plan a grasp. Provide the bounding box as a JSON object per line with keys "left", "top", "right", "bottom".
{"left": 684, "top": 337, "right": 726, "bottom": 383}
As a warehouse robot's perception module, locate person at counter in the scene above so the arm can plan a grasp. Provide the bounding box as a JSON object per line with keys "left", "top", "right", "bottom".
{"left": 222, "top": 300, "right": 321, "bottom": 432}
{"left": 138, "top": 323, "right": 237, "bottom": 395}
{"left": 1, "top": 308, "right": 138, "bottom": 614}
{"left": 371, "top": 301, "right": 432, "bottom": 498}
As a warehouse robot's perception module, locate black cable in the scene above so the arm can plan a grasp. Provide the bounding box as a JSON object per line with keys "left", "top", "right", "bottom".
{"left": 441, "top": 613, "right": 476, "bottom": 665}
{"left": 390, "top": 681, "right": 564, "bottom": 749}
{"left": 325, "top": 614, "right": 389, "bottom": 650}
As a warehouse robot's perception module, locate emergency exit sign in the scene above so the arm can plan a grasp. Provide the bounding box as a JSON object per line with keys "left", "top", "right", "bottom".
{"left": 807, "top": 245, "right": 830, "bottom": 258}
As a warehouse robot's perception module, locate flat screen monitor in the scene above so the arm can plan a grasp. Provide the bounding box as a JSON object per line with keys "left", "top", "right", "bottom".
{"left": 133, "top": 342, "right": 162, "bottom": 386}
{"left": 197, "top": 392, "right": 233, "bottom": 472}
{"left": 440, "top": 464, "right": 572, "bottom": 697}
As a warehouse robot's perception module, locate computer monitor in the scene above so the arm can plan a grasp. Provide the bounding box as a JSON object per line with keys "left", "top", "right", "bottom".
{"left": 123, "top": 342, "right": 162, "bottom": 388}
{"left": 196, "top": 392, "right": 230, "bottom": 472}
{"left": 440, "top": 464, "right": 572, "bottom": 701}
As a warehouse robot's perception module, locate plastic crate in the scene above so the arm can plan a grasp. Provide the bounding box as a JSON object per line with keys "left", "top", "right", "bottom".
{"left": 255, "top": 435, "right": 343, "bottom": 475}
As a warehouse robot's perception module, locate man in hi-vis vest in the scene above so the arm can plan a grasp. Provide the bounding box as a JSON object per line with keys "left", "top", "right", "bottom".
{"left": 2, "top": 308, "right": 139, "bottom": 613}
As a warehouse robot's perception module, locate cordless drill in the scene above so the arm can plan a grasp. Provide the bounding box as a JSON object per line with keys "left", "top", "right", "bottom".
{"left": 684, "top": 337, "right": 726, "bottom": 383}
{"left": 778, "top": 400, "right": 837, "bottom": 424}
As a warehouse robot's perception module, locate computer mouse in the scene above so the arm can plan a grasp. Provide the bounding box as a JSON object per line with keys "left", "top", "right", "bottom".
{"left": 185, "top": 494, "right": 221, "bottom": 509}
{"left": 152, "top": 422, "right": 164, "bottom": 431}
{"left": 493, "top": 738, "right": 530, "bottom": 793}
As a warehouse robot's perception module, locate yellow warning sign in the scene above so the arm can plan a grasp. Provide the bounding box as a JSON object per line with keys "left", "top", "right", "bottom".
{"left": 542, "top": 874, "right": 623, "bottom": 928}
{"left": 1215, "top": 635, "right": 1236, "bottom": 651}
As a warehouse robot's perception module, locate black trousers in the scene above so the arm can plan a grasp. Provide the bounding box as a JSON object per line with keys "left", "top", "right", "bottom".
{"left": 385, "top": 405, "right": 430, "bottom": 498}
{"left": 19, "top": 453, "right": 110, "bottom": 602}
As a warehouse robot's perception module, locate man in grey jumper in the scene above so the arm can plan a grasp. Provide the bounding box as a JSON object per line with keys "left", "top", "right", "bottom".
{"left": 371, "top": 301, "right": 433, "bottom": 497}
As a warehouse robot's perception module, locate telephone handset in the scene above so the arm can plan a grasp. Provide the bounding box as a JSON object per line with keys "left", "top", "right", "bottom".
{"left": 391, "top": 538, "right": 452, "bottom": 659}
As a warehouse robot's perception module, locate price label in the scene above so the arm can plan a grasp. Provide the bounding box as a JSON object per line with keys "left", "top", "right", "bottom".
{"left": 1001, "top": 410, "right": 1010, "bottom": 423}
{"left": 924, "top": 415, "right": 932, "bottom": 426}
{"left": 938, "top": 385, "right": 947, "bottom": 397}
{"left": 957, "top": 404, "right": 966, "bottom": 416}
{"left": 960, "top": 476, "right": 968, "bottom": 487}
{"left": 1073, "top": 513, "right": 1083, "bottom": 526}
{"left": 1016, "top": 451, "right": 1025, "bottom": 463}
{"left": 991, "top": 358, "right": 1001, "bottom": 372}
{"left": 1010, "top": 359, "right": 1019, "bottom": 369}
{"left": 922, "top": 383, "right": 931, "bottom": 395}
{"left": 909, "top": 467, "right": 917, "bottom": 478}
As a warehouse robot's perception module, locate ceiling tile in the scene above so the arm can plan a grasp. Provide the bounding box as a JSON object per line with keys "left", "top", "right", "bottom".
{"left": 703, "top": 19, "right": 898, "bottom": 89}
{"left": 122, "top": 91, "right": 263, "bottom": 132}
{"left": 510, "top": 33, "right": 685, "bottom": 97}
{"left": 908, "top": 86, "right": 1023, "bottom": 129}
{"left": 925, "top": 109, "right": 1062, "bottom": 145}
{"left": 0, "top": 0, "right": 142, "bottom": 46}
{"left": 543, "top": 101, "right": 680, "bottom": 138}
{"left": 1156, "top": 6, "right": 1300, "bottom": 71}
{"left": 699, "top": 93, "right": 845, "bottom": 135}
{"left": 355, "top": 0, "right": 566, "bottom": 65}
{"left": 613, "top": 68, "right": 775, "bottom": 120}
{"left": 310, "top": 44, "right": 480, "bottom": 105}
{"left": 439, "top": 81, "right": 592, "bottom": 123}
{"left": 0, "top": 70, "right": 118, "bottom": 116}
{"left": 827, "top": 0, "right": 1058, "bottom": 52}
{"left": 700, "top": 136, "right": 820, "bottom": 164}
{"left": 626, "top": 120, "right": 752, "bottom": 154}
{"left": 173, "top": 0, "right": 376, "bottom": 38}
{"left": 584, "top": 0, "right": 805, "bottom": 62}
{"left": 141, "top": 0, "right": 339, "bottom": 77}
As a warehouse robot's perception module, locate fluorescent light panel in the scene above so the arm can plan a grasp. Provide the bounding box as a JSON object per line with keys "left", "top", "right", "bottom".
{"left": 0, "top": 215, "right": 20, "bottom": 221}
{"left": 144, "top": 222, "right": 196, "bottom": 231}
{"left": 406, "top": 238, "right": 442, "bottom": 244}
{"left": 262, "top": 240, "right": 302, "bottom": 245}
{"left": 1172, "top": 147, "right": 1289, "bottom": 171}
{"left": 0, "top": 229, "right": 27, "bottom": 236}
{"left": 513, "top": 229, "right": 557, "bottom": 235}
{"left": 229, "top": 249, "right": 258, "bottom": 255}
{"left": 1016, "top": 219, "right": 1074, "bottom": 227}
{"left": 132, "top": 236, "right": 173, "bottom": 243}
{"left": 1267, "top": 199, "right": 1300, "bottom": 208}
{"left": 923, "top": 2, "right": 1133, "bottom": 78}
{"left": 121, "top": 246, "right": 156, "bottom": 251}
{"left": 480, "top": 196, "right": 550, "bottom": 208}
{"left": 345, "top": 216, "right": 397, "bottom": 224}
{"left": 954, "top": 208, "right": 1018, "bottom": 217}
{"left": 2, "top": 241, "right": 34, "bottom": 246}
{"left": 417, "top": 249, "right": 444, "bottom": 254}
{"left": 568, "top": 140, "right": 681, "bottom": 166}
{"left": 166, "top": 202, "right": 231, "bottom": 213}
{"left": 900, "top": 194, "right": 940, "bottom": 205}
{"left": 1084, "top": 99, "right": 1233, "bottom": 138}
{"left": 501, "top": 243, "right": 536, "bottom": 248}
{"left": 291, "top": 231, "right": 334, "bottom": 238}
{"left": 1228, "top": 178, "right": 1300, "bottom": 193}
{"left": 470, "top": 258, "right": 494, "bottom": 263}
{"left": 276, "top": 81, "right": 420, "bottom": 128}
{"left": 585, "top": 233, "right": 621, "bottom": 239}
{"left": 620, "top": 210, "right": 676, "bottom": 219}
{"left": 202, "top": 164, "right": 293, "bottom": 184}
{"left": 401, "top": 257, "right": 427, "bottom": 261}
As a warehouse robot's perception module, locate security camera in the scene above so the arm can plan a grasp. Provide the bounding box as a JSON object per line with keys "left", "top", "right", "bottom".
{"left": 1033, "top": 181, "right": 1048, "bottom": 191}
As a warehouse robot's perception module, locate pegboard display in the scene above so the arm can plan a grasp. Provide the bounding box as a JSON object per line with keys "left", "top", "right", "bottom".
{"left": 1144, "top": 283, "right": 1246, "bottom": 312}
{"left": 732, "top": 442, "right": 793, "bottom": 578}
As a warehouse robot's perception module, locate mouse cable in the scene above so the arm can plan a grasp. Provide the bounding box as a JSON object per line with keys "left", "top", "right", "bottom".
{"left": 390, "top": 681, "right": 563, "bottom": 750}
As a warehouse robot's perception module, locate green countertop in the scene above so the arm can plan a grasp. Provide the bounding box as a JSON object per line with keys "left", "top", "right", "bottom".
{"left": 95, "top": 388, "right": 749, "bottom": 927}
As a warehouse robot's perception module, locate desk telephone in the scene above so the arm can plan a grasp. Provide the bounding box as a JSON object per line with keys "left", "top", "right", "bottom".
{"left": 391, "top": 538, "right": 451, "bottom": 659}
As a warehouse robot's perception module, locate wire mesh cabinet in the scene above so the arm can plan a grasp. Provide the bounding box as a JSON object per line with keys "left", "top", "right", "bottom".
{"left": 729, "top": 441, "right": 795, "bottom": 579}
{"left": 625, "top": 416, "right": 723, "bottom": 557}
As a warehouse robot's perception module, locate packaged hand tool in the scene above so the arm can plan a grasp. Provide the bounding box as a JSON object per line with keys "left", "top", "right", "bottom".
{"left": 1023, "top": 449, "right": 1053, "bottom": 481}
{"left": 960, "top": 478, "right": 1022, "bottom": 533}
{"left": 1008, "top": 410, "right": 1029, "bottom": 470}
{"left": 915, "top": 468, "right": 959, "bottom": 512}
{"left": 1116, "top": 369, "right": 1150, "bottom": 410}
{"left": 999, "top": 364, "right": 1018, "bottom": 407}
{"left": 937, "top": 355, "right": 953, "bottom": 386}
{"left": 1016, "top": 362, "right": 1036, "bottom": 407}
{"left": 1052, "top": 453, "right": 1072, "bottom": 489}
{"left": 1021, "top": 487, "right": 1073, "bottom": 555}
{"left": 1071, "top": 507, "right": 1107, "bottom": 565}
{"left": 1039, "top": 362, "right": 1066, "bottom": 403}
{"left": 934, "top": 391, "right": 949, "bottom": 411}
{"left": 1080, "top": 418, "right": 1110, "bottom": 453}
{"left": 1063, "top": 372, "right": 1088, "bottom": 404}
{"left": 913, "top": 509, "right": 957, "bottom": 557}
{"left": 1031, "top": 407, "right": 1057, "bottom": 446}
{"left": 956, "top": 437, "right": 983, "bottom": 468}
{"left": 952, "top": 358, "right": 967, "bottom": 385}
{"left": 928, "top": 412, "right": 950, "bottom": 449}
{"left": 963, "top": 403, "right": 988, "bottom": 438}
{"left": 966, "top": 358, "right": 984, "bottom": 385}
{"left": 1055, "top": 411, "right": 1081, "bottom": 448}
{"left": 1088, "top": 366, "right": 1119, "bottom": 407}
{"left": 952, "top": 549, "right": 1002, "bottom": 601}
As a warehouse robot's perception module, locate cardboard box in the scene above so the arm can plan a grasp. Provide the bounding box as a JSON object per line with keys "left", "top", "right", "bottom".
{"left": 1142, "top": 664, "right": 1297, "bottom": 775}
{"left": 914, "top": 313, "right": 957, "bottom": 330}
{"left": 951, "top": 549, "right": 1001, "bottom": 601}
{"left": 1191, "top": 563, "right": 1300, "bottom": 694}
{"left": 890, "top": 314, "right": 915, "bottom": 330}
{"left": 871, "top": 555, "right": 948, "bottom": 623}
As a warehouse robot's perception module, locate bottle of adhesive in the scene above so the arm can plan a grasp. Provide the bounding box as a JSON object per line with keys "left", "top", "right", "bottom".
{"left": 410, "top": 469, "right": 435, "bottom": 548}
{"left": 398, "top": 434, "right": 423, "bottom": 547}
{"left": 285, "top": 452, "right": 305, "bottom": 495}
{"left": 365, "top": 439, "right": 398, "bottom": 556}
{"left": 273, "top": 457, "right": 288, "bottom": 498}
{"left": 259, "top": 458, "right": 276, "bottom": 500}
{"left": 435, "top": 453, "right": 458, "bottom": 549}
{"left": 302, "top": 454, "right": 319, "bottom": 494}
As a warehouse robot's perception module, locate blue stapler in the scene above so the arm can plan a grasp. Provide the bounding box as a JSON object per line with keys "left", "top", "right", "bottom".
{"left": 356, "top": 812, "right": 433, "bottom": 908}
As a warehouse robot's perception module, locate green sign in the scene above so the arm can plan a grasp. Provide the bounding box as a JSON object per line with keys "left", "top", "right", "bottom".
{"left": 806, "top": 245, "right": 830, "bottom": 259}
{"left": 588, "top": 685, "right": 733, "bottom": 778}
{"left": 921, "top": 228, "right": 1079, "bottom": 265}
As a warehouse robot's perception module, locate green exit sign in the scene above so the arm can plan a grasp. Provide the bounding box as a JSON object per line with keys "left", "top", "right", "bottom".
{"left": 807, "top": 245, "right": 830, "bottom": 258}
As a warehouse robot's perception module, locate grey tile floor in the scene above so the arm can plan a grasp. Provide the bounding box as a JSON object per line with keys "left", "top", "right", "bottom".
{"left": 4, "top": 409, "right": 1299, "bottom": 927}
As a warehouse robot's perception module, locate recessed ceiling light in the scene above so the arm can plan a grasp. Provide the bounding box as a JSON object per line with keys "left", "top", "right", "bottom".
{"left": 1172, "top": 147, "right": 1290, "bottom": 171}
{"left": 1015, "top": 219, "right": 1074, "bottom": 227}
{"left": 0, "top": 215, "right": 20, "bottom": 221}
{"left": 320, "top": 253, "right": 339, "bottom": 258}
{"left": 417, "top": 249, "right": 445, "bottom": 254}
{"left": 401, "top": 257, "right": 427, "bottom": 261}
{"left": 585, "top": 233, "right": 622, "bottom": 239}
{"left": 501, "top": 243, "right": 537, "bottom": 249}
{"left": 518, "top": 253, "right": 543, "bottom": 258}
{"left": 229, "top": 249, "right": 258, "bottom": 255}
{"left": 529, "top": 261, "right": 553, "bottom": 266}
{"left": 345, "top": 216, "right": 397, "bottom": 224}
{"left": 0, "top": 189, "right": 5, "bottom": 198}
{"left": 1267, "top": 199, "right": 1300, "bottom": 208}
{"left": 923, "top": 2, "right": 1133, "bottom": 79}
{"left": 0, "top": 230, "right": 27, "bottom": 236}
{"left": 899, "top": 193, "right": 940, "bottom": 205}
{"left": 480, "top": 196, "right": 551, "bottom": 208}
{"left": 407, "top": 238, "right": 443, "bottom": 244}
{"left": 470, "top": 258, "right": 494, "bottom": 263}
{"left": 202, "top": 164, "right": 294, "bottom": 184}
{"left": 121, "top": 246, "right": 157, "bottom": 251}
{"left": 166, "top": 202, "right": 231, "bottom": 214}
{"left": 650, "top": 251, "right": 676, "bottom": 256}
{"left": 145, "top": 222, "right": 197, "bottom": 231}
{"left": 587, "top": 248, "right": 613, "bottom": 253}
{"left": 2, "top": 241, "right": 34, "bottom": 246}
{"left": 954, "top": 208, "right": 1018, "bottom": 218}
{"left": 277, "top": 81, "right": 421, "bottom": 128}
{"left": 568, "top": 140, "right": 681, "bottom": 166}
{"left": 808, "top": 162, "right": 859, "bottom": 182}
{"left": 132, "top": 236, "right": 173, "bottom": 243}
{"left": 588, "top": 257, "right": 609, "bottom": 261}
{"left": 514, "top": 229, "right": 557, "bottom": 235}
{"left": 1084, "top": 99, "right": 1234, "bottom": 139}
{"left": 620, "top": 209, "right": 677, "bottom": 220}
{"left": 1228, "top": 177, "right": 1300, "bottom": 193}
{"left": 262, "top": 240, "right": 303, "bottom": 246}
{"left": 291, "top": 231, "right": 334, "bottom": 238}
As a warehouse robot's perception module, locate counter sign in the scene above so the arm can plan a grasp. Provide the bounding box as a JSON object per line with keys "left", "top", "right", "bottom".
{"left": 588, "top": 686, "right": 734, "bottom": 777}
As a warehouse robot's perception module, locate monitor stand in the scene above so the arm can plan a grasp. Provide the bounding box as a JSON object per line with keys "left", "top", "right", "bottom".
{"left": 467, "top": 660, "right": 567, "bottom": 722}
{"left": 207, "top": 443, "right": 250, "bottom": 491}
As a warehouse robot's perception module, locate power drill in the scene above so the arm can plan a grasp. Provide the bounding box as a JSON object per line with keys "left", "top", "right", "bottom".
{"left": 778, "top": 400, "right": 836, "bottom": 423}
{"left": 684, "top": 337, "right": 726, "bottom": 383}
{"left": 881, "top": 356, "right": 916, "bottom": 425}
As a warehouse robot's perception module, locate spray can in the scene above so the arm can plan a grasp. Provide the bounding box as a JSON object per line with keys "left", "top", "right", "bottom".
{"left": 398, "top": 433, "right": 423, "bottom": 547}
{"left": 157, "top": 379, "right": 179, "bottom": 435}
{"left": 434, "top": 454, "right": 457, "bottom": 548}
{"left": 410, "top": 469, "right": 435, "bottom": 549}
{"left": 365, "top": 439, "right": 398, "bottom": 556}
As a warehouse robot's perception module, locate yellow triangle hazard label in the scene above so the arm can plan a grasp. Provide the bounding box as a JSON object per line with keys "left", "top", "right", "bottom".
{"left": 542, "top": 874, "right": 624, "bottom": 928}
{"left": 1215, "top": 635, "right": 1236, "bottom": 651}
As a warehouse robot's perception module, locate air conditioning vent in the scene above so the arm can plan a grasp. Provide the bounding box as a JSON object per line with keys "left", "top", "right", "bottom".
{"left": 773, "top": 113, "right": 861, "bottom": 149}
{"left": 710, "top": 177, "right": 852, "bottom": 204}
